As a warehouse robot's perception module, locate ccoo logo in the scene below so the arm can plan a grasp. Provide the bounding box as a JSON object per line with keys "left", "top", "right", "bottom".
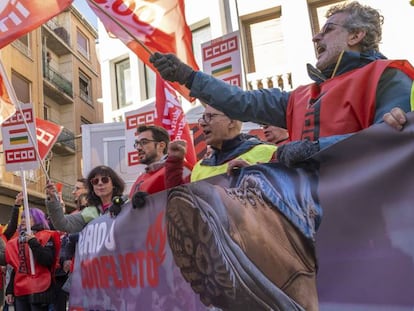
{"left": 0, "top": 1, "right": 30, "bottom": 33}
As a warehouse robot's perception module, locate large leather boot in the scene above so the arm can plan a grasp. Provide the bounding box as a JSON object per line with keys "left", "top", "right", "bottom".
{"left": 166, "top": 175, "right": 318, "bottom": 311}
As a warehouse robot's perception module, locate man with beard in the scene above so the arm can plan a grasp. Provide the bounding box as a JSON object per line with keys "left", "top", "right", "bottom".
{"left": 129, "top": 125, "right": 192, "bottom": 198}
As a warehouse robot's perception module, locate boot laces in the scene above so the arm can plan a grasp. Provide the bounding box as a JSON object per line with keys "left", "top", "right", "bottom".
{"left": 225, "top": 176, "right": 265, "bottom": 207}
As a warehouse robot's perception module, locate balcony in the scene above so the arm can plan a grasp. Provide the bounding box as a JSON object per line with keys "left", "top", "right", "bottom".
{"left": 52, "top": 127, "right": 76, "bottom": 155}
{"left": 43, "top": 64, "right": 73, "bottom": 104}
{"left": 42, "top": 19, "right": 71, "bottom": 56}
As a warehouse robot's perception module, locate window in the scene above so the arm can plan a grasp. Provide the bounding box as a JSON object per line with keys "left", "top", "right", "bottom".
{"left": 144, "top": 64, "right": 155, "bottom": 100}
{"left": 11, "top": 71, "right": 31, "bottom": 103}
{"left": 308, "top": 0, "right": 347, "bottom": 35}
{"left": 115, "top": 58, "right": 133, "bottom": 108}
{"left": 242, "top": 9, "right": 286, "bottom": 74}
{"left": 77, "top": 29, "right": 90, "bottom": 59}
{"left": 80, "top": 117, "right": 91, "bottom": 133}
{"left": 192, "top": 25, "right": 212, "bottom": 70}
{"left": 79, "top": 71, "right": 92, "bottom": 105}
{"left": 12, "top": 33, "right": 31, "bottom": 57}
{"left": 44, "top": 105, "right": 50, "bottom": 120}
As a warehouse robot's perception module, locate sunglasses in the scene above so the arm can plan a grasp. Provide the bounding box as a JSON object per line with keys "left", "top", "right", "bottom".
{"left": 90, "top": 176, "right": 111, "bottom": 186}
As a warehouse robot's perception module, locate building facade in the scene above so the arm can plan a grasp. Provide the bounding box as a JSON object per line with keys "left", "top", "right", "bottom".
{"left": 0, "top": 5, "right": 102, "bottom": 221}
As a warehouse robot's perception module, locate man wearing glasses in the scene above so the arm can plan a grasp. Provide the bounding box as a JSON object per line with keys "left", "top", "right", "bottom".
{"left": 129, "top": 125, "right": 191, "bottom": 200}
{"left": 150, "top": 2, "right": 414, "bottom": 310}
{"left": 165, "top": 104, "right": 276, "bottom": 187}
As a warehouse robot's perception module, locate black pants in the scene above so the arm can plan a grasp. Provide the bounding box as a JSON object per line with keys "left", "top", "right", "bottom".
{"left": 15, "top": 295, "right": 49, "bottom": 311}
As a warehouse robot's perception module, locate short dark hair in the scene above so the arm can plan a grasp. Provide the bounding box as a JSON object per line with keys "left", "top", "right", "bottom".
{"left": 86, "top": 165, "right": 125, "bottom": 206}
{"left": 137, "top": 125, "right": 170, "bottom": 154}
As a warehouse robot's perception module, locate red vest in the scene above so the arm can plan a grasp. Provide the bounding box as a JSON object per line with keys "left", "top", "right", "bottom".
{"left": 287, "top": 60, "right": 414, "bottom": 141}
{"left": 129, "top": 162, "right": 192, "bottom": 198}
{"left": 6, "top": 230, "right": 61, "bottom": 296}
{"left": 129, "top": 166, "right": 169, "bottom": 197}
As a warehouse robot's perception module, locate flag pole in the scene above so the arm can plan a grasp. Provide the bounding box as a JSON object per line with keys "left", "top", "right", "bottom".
{"left": 20, "top": 168, "right": 36, "bottom": 275}
{"left": 87, "top": 0, "right": 153, "bottom": 55}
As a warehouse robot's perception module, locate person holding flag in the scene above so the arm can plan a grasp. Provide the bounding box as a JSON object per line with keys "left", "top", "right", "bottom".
{"left": 4, "top": 207, "right": 61, "bottom": 311}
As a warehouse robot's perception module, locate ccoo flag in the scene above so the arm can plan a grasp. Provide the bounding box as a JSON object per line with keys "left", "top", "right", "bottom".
{"left": 0, "top": 0, "right": 74, "bottom": 49}
{"left": 87, "top": 0, "right": 199, "bottom": 102}
{"left": 155, "top": 74, "right": 196, "bottom": 166}
{"left": 35, "top": 118, "right": 63, "bottom": 161}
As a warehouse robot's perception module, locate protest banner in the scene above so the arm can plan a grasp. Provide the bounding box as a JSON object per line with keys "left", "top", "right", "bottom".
{"left": 69, "top": 112, "right": 414, "bottom": 310}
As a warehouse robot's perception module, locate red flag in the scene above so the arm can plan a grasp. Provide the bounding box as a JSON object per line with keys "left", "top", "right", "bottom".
{"left": 87, "top": 0, "right": 199, "bottom": 102}
{"left": 155, "top": 74, "right": 196, "bottom": 166}
{"left": 35, "top": 118, "right": 63, "bottom": 161}
{"left": 0, "top": 59, "right": 16, "bottom": 125}
{"left": 0, "top": 1, "right": 74, "bottom": 49}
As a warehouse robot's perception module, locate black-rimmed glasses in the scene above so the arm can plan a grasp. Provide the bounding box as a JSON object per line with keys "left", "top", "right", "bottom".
{"left": 134, "top": 139, "right": 158, "bottom": 148}
{"left": 198, "top": 113, "right": 226, "bottom": 124}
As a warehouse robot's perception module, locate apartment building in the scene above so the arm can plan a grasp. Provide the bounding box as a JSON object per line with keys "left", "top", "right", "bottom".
{"left": 0, "top": 5, "right": 102, "bottom": 221}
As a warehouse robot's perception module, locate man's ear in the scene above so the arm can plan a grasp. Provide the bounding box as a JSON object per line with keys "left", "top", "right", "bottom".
{"left": 228, "top": 119, "right": 237, "bottom": 129}
{"left": 158, "top": 141, "right": 167, "bottom": 152}
{"left": 348, "top": 29, "right": 366, "bottom": 47}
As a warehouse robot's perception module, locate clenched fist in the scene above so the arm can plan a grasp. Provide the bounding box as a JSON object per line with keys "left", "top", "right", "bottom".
{"left": 149, "top": 52, "right": 194, "bottom": 85}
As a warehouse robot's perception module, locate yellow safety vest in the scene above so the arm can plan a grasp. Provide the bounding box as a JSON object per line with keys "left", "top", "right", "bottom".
{"left": 191, "top": 144, "right": 276, "bottom": 182}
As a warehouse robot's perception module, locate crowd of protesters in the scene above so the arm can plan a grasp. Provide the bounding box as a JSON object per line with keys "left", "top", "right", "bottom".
{"left": 0, "top": 2, "right": 412, "bottom": 310}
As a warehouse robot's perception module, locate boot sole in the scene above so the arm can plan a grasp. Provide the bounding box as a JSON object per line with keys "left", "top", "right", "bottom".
{"left": 166, "top": 185, "right": 305, "bottom": 311}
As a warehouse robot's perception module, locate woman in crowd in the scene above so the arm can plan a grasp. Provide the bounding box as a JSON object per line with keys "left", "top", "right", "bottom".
{"left": 5, "top": 207, "right": 60, "bottom": 311}
{"left": 45, "top": 165, "right": 126, "bottom": 233}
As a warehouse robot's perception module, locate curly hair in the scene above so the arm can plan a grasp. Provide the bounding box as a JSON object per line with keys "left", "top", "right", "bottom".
{"left": 326, "top": 1, "right": 384, "bottom": 52}
{"left": 86, "top": 165, "right": 125, "bottom": 207}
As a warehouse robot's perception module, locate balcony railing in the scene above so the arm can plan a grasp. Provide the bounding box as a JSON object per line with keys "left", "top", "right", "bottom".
{"left": 56, "top": 127, "right": 76, "bottom": 151}
{"left": 246, "top": 72, "right": 293, "bottom": 91}
{"left": 43, "top": 64, "right": 73, "bottom": 98}
{"left": 45, "top": 18, "right": 70, "bottom": 46}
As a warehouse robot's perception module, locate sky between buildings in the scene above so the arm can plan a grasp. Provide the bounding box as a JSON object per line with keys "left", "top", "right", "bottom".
{"left": 73, "top": 0, "right": 98, "bottom": 29}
